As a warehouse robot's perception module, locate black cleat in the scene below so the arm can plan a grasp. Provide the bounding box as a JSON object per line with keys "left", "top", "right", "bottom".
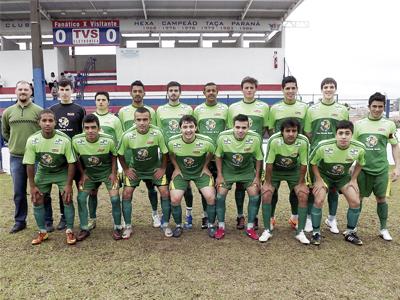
{"left": 344, "top": 231, "right": 363, "bottom": 246}
{"left": 311, "top": 232, "right": 321, "bottom": 245}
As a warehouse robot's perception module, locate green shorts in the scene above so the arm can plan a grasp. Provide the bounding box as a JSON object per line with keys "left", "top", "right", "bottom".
{"left": 170, "top": 174, "right": 213, "bottom": 191}
{"left": 358, "top": 169, "right": 390, "bottom": 198}
{"left": 123, "top": 174, "right": 168, "bottom": 188}
{"left": 271, "top": 172, "right": 300, "bottom": 191}
{"left": 35, "top": 172, "right": 67, "bottom": 194}
{"left": 220, "top": 180, "right": 254, "bottom": 190}
{"left": 319, "top": 174, "right": 350, "bottom": 191}
{"left": 82, "top": 176, "right": 120, "bottom": 191}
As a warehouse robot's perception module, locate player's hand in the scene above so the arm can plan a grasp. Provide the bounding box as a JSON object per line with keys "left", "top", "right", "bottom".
{"left": 312, "top": 179, "right": 327, "bottom": 195}
{"left": 124, "top": 168, "right": 137, "bottom": 180}
{"left": 30, "top": 186, "right": 43, "bottom": 204}
{"left": 79, "top": 174, "right": 89, "bottom": 191}
{"left": 294, "top": 183, "right": 309, "bottom": 197}
{"left": 62, "top": 184, "right": 73, "bottom": 204}
{"left": 391, "top": 168, "right": 400, "bottom": 182}
{"left": 215, "top": 175, "right": 225, "bottom": 189}
{"left": 347, "top": 179, "right": 359, "bottom": 194}
{"left": 200, "top": 167, "right": 212, "bottom": 178}
{"left": 171, "top": 169, "right": 182, "bottom": 180}
{"left": 261, "top": 182, "right": 274, "bottom": 197}
{"left": 153, "top": 168, "right": 166, "bottom": 180}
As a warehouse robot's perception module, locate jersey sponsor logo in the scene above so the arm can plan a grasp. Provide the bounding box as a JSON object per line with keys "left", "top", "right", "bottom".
{"left": 173, "top": 143, "right": 182, "bottom": 149}
{"left": 58, "top": 117, "right": 69, "bottom": 128}
{"left": 136, "top": 148, "right": 149, "bottom": 161}
{"left": 31, "top": 137, "right": 39, "bottom": 145}
{"left": 324, "top": 148, "right": 334, "bottom": 154}
{"left": 330, "top": 164, "right": 345, "bottom": 176}
{"left": 295, "top": 111, "right": 302, "bottom": 115}
{"left": 232, "top": 153, "right": 244, "bottom": 166}
{"left": 245, "top": 138, "right": 254, "bottom": 145}
{"left": 41, "top": 153, "right": 53, "bottom": 165}
{"left": 99, "top": 139, "right": 108, "bottom": 146}
{"left": 150, "top": 131, "right": 158, "bottom": 136}
{"left": 223, "top": 138, "right": 231, "bottom": 144}
{"left": 205, "top": 119, "right": 216, "bottom": 130}
{"left": 128, "top": 133, "right": 137, "bottom": 139}
{"left": 193, "top": 150, "right": 201, "bottom": 154}
{"left": 365, "top": 135, "right": 378, "bottom": 148}
{"left": 76, "top": 139, "right": 86, "bottom": 145}
{"left": 88, "top": 156, "right": 101, "bottom": 166}
{"left": 54, "top": 138, "right": 63, "bottom": 145}
{"left": 51, "top": 148, "right": 59, "bottom": 153}
{"left": 183, "top": 157, "right": 195, "bottom": 168}
{"left": 244, "top": 147, "right": 251, "bottom": 152}
{"left": 349, "top": 148, "right": 359, "bottom": 156}
{"left": 168, "top": 120, "right": 179, "bottom": 132}
{"left": 277, "top": 157, "right": 294, "bottom": 168}
{"left": 320, "top": 120, "right": 331, "bottom": 132}
{"left": 195, "top": 142, "right": 204, "bottom": 148}
{"left": 147, "top": 140, "right": 154, "bottom": 145}
{"left": 67, "top": 113, "right": 75, "bottom": 116}
{"left": 97, "top": 148, "right": 105, "bottom": 153}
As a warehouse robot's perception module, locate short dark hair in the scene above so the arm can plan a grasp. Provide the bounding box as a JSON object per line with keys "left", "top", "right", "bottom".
{"left": 83, "top": 114, "right": 100, "bottom": 128}
{"left": 336, "top": 120, "right": 354, "bottom": 133}
{"left": 281, "top": 76, "right": 297, "bottom": 88}
{"left": 134, "top": 106, "right": 151, "bottom": 117}
{"left": 233, "top": 114, "right": 249, "bottom": 124}
{"left": 167, "top": 81, "right": 181, "bottom": 92}
{"left": 320, "top": 77, "right": 337, "bottom": 90}
{"left": 203, "top": 82, "right": 217, "bottom": 90}
{"left": 38, "top": 109, "right": 55, "bottom": 121}
{"left": 241, "top": 76, "right": 258, "bottom": 88}
{"left": 368, "top": 92, "right": 386, "bottom": 106}
{"left": 280, "top": 118, "right": 300, "bottom": 133}
{"left": 95, "top": 91, "right": 110, "bottom": 102}
{"left": 130, "top": 80, "right": 145, "bottom": 91}
{"left": 58, "top": 78, "right": 73, "bottom": 88}
{"left": 179, "top": 115, "right": 197, "bottom": 127}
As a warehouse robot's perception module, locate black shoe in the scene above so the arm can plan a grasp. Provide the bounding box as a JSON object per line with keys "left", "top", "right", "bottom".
{"left": 254, "top": 217, "right": 259, "bottom": 230}
{"left": 45, "top": 223, "right": 55, "bottom": 233}
{"left": 9, "top": 223, "right": 26, "bottom": 234}
{"left": 172, "top": 226, "right": 183, "bottom": 238}
{"left": 201, "top": 217, "right": 208, "bottom": 229}
{"left": 77, "top": 230, "right": 91, "bottom": 241}
{"left": 311, "top": 233, "right": 321, "bottom": 245}
{"left": 344, "top": 231, "right": 363, "bottom": 246}
{"left": 57, "top": 218, "right": 66, "bottom": 230}
{"left": 236, "top": 216, "right": 245, "bottom": 230}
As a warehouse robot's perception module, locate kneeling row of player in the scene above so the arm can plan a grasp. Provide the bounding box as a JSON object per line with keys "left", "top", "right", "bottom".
{"left": 21, "top": 108, "right": 379, "bottom": 247}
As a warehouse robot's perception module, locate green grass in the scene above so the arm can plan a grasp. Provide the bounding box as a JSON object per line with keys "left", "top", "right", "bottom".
{"left": 1, "top": 173, "right": 400, "bottom": 299}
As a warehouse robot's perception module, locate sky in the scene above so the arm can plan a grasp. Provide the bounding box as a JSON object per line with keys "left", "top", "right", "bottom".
{"left": 285, "top": 0, "right": 400, "bottom": 100}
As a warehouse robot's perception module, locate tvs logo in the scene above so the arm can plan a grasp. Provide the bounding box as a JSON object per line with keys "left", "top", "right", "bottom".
{"left": 205, "top": 119, "right": 216, "bottom": 130}
{"left": 232, "top": 153, "right": 244, "bottom": 166}
{"left": 366, "top": 135, "right": 378, "bottom": 148}
{"left": 320, "top": 120, "right": 331, "bottom": 132}
{"left": 183, "top": 157, "right": 195, "bottom": 167}
{"left": 41, "top": 154, "right": 53, "bottom": 165}
{"left": 168, "top": 119, "right": 180, "bottom": 132}
{"left": 58, "top": 117, "right": 69, "bottom": 128}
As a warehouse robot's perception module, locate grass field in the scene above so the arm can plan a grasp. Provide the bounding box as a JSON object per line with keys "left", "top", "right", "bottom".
{"left": 1, "top": 172, "right": 400, "bottom": 299}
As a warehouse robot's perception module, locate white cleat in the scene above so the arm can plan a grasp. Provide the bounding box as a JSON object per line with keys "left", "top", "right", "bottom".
{"left": 379, "top": 229, "right": 393, "bottom": 241}
{"left": 259, "top": 229, "right": 272, "bottom": 243}
{"left": 325, "top": 218, "right": 339, "bottom": 234}
{"left": 162, "top": 226, "right": 173, "bottom": 238}
{"left": 122, "top": 226, "right": 133, "bottom": 239}
{"left": 304, "top": 217, "right": 313, "bottom": 233}
{"left": 152, "top": 214, "right": 161, "bottom": 228}
{"left": 295, "top": 230, "right": 310, "bottom": 245}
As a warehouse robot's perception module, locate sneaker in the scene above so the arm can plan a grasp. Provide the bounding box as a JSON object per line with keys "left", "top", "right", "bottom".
{"left": 259, "top": 230, "right": 272, "bottom": 243}
{"left": 88, "top": 218, "right": 97, "bottom": 231}
{"left": 201, "top": 217, "right": 208, "bottom": 229}
{"left": 343, "top": 227, "right": 357, "bottom": 236}
{"left": 112, "top": 229, "right": 123, "bottom": 240}
{"left": 57, "top": 218, "right": 66, "bottom": 231}
{"left": 288, "top": 216, "right": 298, "bottom": 230}
{"left": 236, "top": 216, "right": 245, "bottom": 230}
{"left": 254, "top": 217, "right": 259, "bottom": 230}
{"left": 379, "top": 229, "right": 393, "bottom": 241}
{"left": 311, "top": 233, "right": 321, "bottom": 245}
{"left": 207, "top": 226, "right": 216, "bottom": 238}
{"left": 152, "top": 214, "right": 161, "bottom": 228}
{"left": 270, "top": 217, "right": 276, "bottom": 231}
{"left": 304, "top": 217, "right": 313, "bottom": 233}
{"left": 162, "top": 226, "right": 173, "bottom": 238}
{"left": 172, "top": 226, "right": 183, "bottom": 238}
{"left": 122, "top": 226, "right": 133, "bottom": 239}
{"left": 77, "top": 230, "right": 90, "bottom": 241}
{"left": 66, "top": 230, "right": 77, "bottom": 245}
{"left": 325, "top": 218, "right": 339, "bottom": 234}
{"left": 32, "top": 232, "right": 49, "bottom": 245}
{"left": 184, "top": 215, "right": 193, "bottom": 229}
{"left": 295, "top": 231, "right": 310, "bottom": 245}
{"left": 245, "top": 228, "right": 259, "bottom": 240}
{"left": 344, "top": 231, "right": 363, "bottom": 245}
{"left": 45, "top": 223, "right": 54, "bottom": 233}
{"left": 215, "top": 227, "right": 225, "bottom": 240}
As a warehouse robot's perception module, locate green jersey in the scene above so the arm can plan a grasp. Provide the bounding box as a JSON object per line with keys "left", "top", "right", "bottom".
{"left": 118, "top": 104, "right": 156, "bottom": 131}
{"left": 268, "top": 100, "right": 308, "bottom": 133}
{"left": 93, "top": 111, "right": 123, "bottom": 142}
{"left": 156, "top": 102, "right": 193, "bottom": 142}
{"left": 23, "top": 130, "right": 76, "bottom": 175}
{"left": 72, "top": 133, "right": 117, "bottom": 181}
{"left": 304, "top": 101, "right": 349, "bottom": 149}
{"left": 118, "top": 125, "right": 168, "bottom": 179}
{"left": 354, "top": 116, "right": 398, "bottom": 175}
{"left": 266, "top": 132, "right": 309, "bottom": 172}
{"left": 167, "top": 134, "right": 214, "bottom": 179}
{"left": 215, "top": 129, "right": 263, "bottom": 182}
{"left": 310, "top": 139, "right": 366, "bottom": 180}
{"left": 193, "top": 102, "right": 228, "bottom": 143}
{"left": 227, "top": 99, "right": 269, "bottom": 137}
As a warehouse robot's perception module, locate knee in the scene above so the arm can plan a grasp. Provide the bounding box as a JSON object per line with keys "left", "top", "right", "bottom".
{"left": 122, "top": 189, "right": 133, "bottom": 200}
{"left": 159, "top": 189, "right": 169, "bottom": 199}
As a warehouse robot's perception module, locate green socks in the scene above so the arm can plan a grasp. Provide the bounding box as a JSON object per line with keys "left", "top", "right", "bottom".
{"left": 328, "top": 190, "right": 338, "bottom": 216}
{"left": 235, "top": 187, "right": 245, "bottom": 216}
{"left": 297, "top": 207, "right": 308, "bottom": 234}
{"left": 289, "top": 190, "right": 298, "bottom": 215}
{"left": 147, "top": 187, "right": 158, "bottom": 211}
{"left": 347, "top": 207, "right": 360, "bottom": 230}
{"left": 311, "top": 205, "right": 322, "bottom": 233}
{"left": 248, "top": 195, "right": 260, "bottom": 224}
{"left": 216, "top": 193, "right": 227, "bottom": 223}
{"left": 377, "top": 202, "right": 388, "bottom": 230}
{"left": 262, "top": 203, "right": 272, "bottom": 230}
{"left": 77, "top": 191, "right": 89, "bottom": 230}
{"left": 33, "top": 204, "right": 46, "bottom": 232}
{"left": 122, "top": 199, "right": 132, "bottom": 226}
{"left": 161, "top": 197, "right": 171, "bottom": 224}
{"left": 171, "top": 204, "right": 182, "bottom": 225}
{"left": 110, "top": 195, "right": 122, "bottom": 226}
{"left": 206, "top": 204, "right": 216, "bottom": 224}
{"left": 63, "top": 202, "right": 75, "bottom": 230}
{"left": 88, "top": 194, "right": 98, "bottom": 219}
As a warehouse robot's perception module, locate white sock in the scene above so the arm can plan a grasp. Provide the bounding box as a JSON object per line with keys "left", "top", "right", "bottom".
{"left": 152, "top": 210, "right": 158, "bottom": 216}
{"left": 218, "top": 222, "right": 225, "bottom": 229}
{"left": 247, "top": 223, "right": 253, "bottom": 230}
{"left": 186, "top": 207, "right": 192, "bottom": 216}
{"left": 291, "top": 214, "right": 298, "bottom": 220}
{"left": 328, "top": 215, "right": 335, "bottom": 222}
{"left": 237, "top": 214, "right": 244, "bottom": 218}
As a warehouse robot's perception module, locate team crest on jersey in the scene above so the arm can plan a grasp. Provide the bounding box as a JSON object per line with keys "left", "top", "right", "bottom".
{"left": 320, "top": 120, "right": 331, "bottom": 132}
{"left": 232, "top": 153, "right": 244, "bottom": 166}
{"left": 54, "top": 138, "right": 63, "bottom": 145}
{"left": 278, "top": 157, "right": 293, "bottom": 167}
{"left": 136, "top": 149, "right": 149, "bottom": 161}
{"left": 205, "top": 119, "right": 216, "bottom": 130}
{"left": 97, "top": 148, "right": 105, "bottom": 153}
{"left": 41, "top": 154, "right": 53, "bottom": 165}
{"left": 58, "top": 117, "right": 69, "bottom": 128}
{"left": 366, "top": 135, "right": 378, "bottom": 147}
{"left": 31, "top": 138, "right": 39, "bottom": 145}
{"left": 168, "top": 120, "right": 179, "bottom": 131}
{"left": 331, "top": 164, "right": 345, "bottom": 175}
{"left": 183, "top": 157, "right": 195, "bottom": 167}
{"left": 88, "top": 156, "right": 101, "bottom": 166}
{"left": 248, "top": 117, "right": 253, "bottom": 128}
{"left": 223, "top": 138, "right": 231, "bottom": 144}
{"left": 51, "top": 148, "right": 59, "bottom": 153}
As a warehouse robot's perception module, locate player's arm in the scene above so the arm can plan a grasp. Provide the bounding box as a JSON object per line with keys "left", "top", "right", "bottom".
{"left": 1, "top": 113, "right": 10, "bottom": 141}
{"left": 26, "top": 164, "right": 42, "bottom": 204}
{"left": 391, "top": 143, "right": 400, "bottom": 181}
{"left": 63, "top": 163, "right": 75, "bottom": 204}
{"left": 154, "top": 153, "right": 168, "bottom": 180}
{"left": 201, "top": 152, "right": 213, "bottom": 177}
{"left": 169, "top": 153, "right": 182, "bottom": 180}
{"left": 118, "top": 154, "right": 137, "bottom": 180}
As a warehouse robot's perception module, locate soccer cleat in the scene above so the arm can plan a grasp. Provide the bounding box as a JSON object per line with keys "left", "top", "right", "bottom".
{"left": 245, "top": 228, "right": 259, "bottom": 240}
{"left": 259, "top": 229, "right": 272, "bottom": 243}
{"left": 207, "top": 226, "right": 216, "bottom": 238}
{"left": 112, "top": 229, "right": 123, "bottom": 240}
{"left": 201, "top": 217, "right": 209, "bottom": 229}
{"left": 32, "top": 232, "right": 49, "bottom": 245}
{"left": 77, "top": 230, "right": 90, "bottom": 241}
{"left": 122, "top": 226, "right": 133, "bottom": 240}
{"left": 88, "top": 218, "right": 97, "bottom": 231}
{"left": 344, "top": 231, "right": 363, "bottom": 245}
{"left": 236, "top": 216, "right": 245, "bottom": 230}
{"left": 288, "top": 216, "right": 298, "bottom": 230}
{"left": 184, "top": 215, "right": 193, "bottom": 229}
{"left": 152, "top": 214, "right": 161, "bottom": 228}
{"left": 57, "top": 218, "right": 66, "bottom": 231}
{"left": 270, "top": 217, "right": 276, "bottom": 231}
{"left": 214, "top": 228, "right": 225, "bottom": 240}
{"left": 66, "top": 230, "right": 77, "bottom": 245}
{"left": 304, "top": 217, "right": 313, "bottom": 233}
{"left": 342, "top": 227, "right": 357, "bottom": 236}
{"left": 325, "top": 218, "right": 339, "bottom": 234}
{"left": 254, "top": 217, "right": 259, "bottom": 230}
{"left": 162, "top": 226, "right": 173, "bottom": 238}
{"left": 172, "top": 226, "right": 183, "bottom": 238}
{"left": 295, "top": 231, "right": 310, "bottom": 245}
{"left": 379, "top": 229, "right": 393, "bottom": 241}
{"left": 311, "top": 233, "right": 321, "bottom": 245}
